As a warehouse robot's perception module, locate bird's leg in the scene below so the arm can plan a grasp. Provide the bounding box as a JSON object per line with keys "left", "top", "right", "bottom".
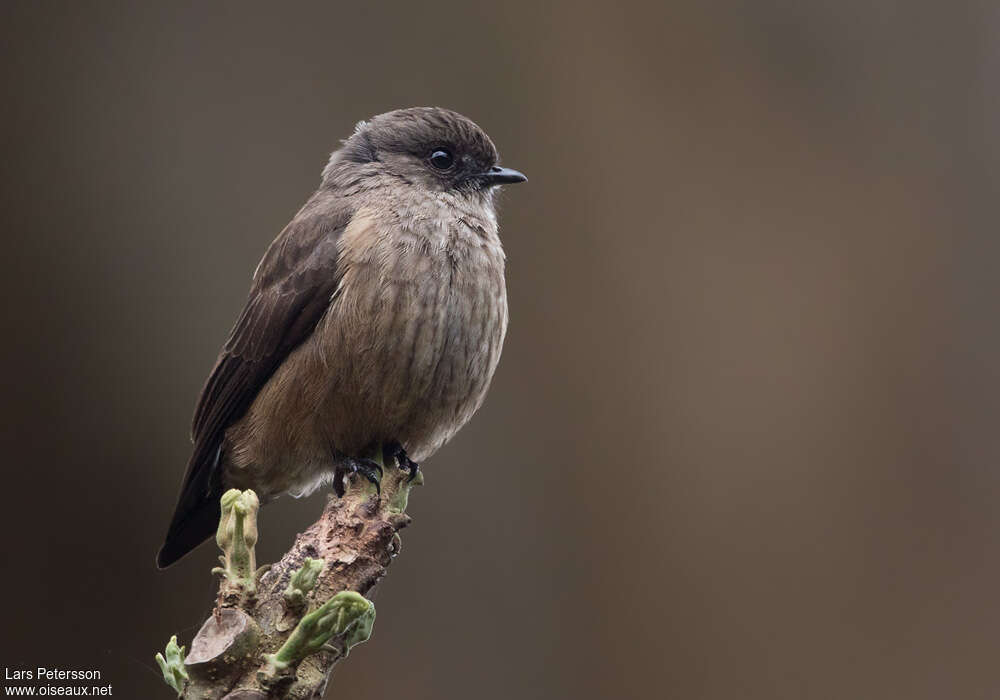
{"left": 333, "top": 449, "right": 383, "bottom": 497}
{"left": 347, "top": 456, "right": 383, "bottom": 494}
{"left": 383, "top": 441, "right": 419, "bottom": 481}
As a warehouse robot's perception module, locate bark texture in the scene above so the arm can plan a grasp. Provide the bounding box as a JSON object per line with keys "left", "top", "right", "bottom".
{"left": 161, "top": 463, "right": 420, "bottom": 699}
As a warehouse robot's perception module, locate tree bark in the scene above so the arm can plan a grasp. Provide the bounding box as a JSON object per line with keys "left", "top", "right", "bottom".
{"left": 157, "top": 461, "right": 421, "bottom": 699}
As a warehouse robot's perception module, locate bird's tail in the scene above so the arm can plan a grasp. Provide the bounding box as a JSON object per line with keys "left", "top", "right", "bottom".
{"left": 157, "top": 442, "right": 224, "bottom": 568}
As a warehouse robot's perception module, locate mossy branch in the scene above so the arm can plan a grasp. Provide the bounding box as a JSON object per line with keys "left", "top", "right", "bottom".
{"left": 156, "top": 458, "right": 420, "bottom": 699}
{"left": 211, "top": 489, "right": 260, "bottom": 607}
{"left": 258, "top": 591, "right": 375, "bottom": 690}
{"left": 155, "top": 635, "right": 189, "bottom": 696}
{"left": 283, "top": 558, "right": 325, "bottom": 612}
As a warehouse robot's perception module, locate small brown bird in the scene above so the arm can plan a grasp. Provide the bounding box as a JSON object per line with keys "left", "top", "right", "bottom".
{"left": 158, "top": 107, "right": 525, "bottom": 567}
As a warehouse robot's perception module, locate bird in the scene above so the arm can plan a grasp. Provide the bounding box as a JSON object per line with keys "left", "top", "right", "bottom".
{"left": 157, "top": 107, "right": 526, "bottom": 568}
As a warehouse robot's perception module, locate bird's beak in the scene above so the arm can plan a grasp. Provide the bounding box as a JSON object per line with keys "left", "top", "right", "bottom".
{"left": 480, "top": 166, "right": 527, "bottom": 186}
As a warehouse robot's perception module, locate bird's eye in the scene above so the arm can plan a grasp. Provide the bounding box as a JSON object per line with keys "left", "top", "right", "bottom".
{"left": 429, "top": 149, "right": 454, "bottom": 170}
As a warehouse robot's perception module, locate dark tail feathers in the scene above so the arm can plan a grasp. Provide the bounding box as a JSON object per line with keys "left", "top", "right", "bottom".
{"left": 157, "top": 444, "right": 224, "bottom": 568}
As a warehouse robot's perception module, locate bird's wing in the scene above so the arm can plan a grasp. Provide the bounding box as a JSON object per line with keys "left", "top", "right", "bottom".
{"left": 158, "top": 200, "right": 351, "bottom": 567}
{"left": 191, "top": 208, "right": 348, "bottom": 447}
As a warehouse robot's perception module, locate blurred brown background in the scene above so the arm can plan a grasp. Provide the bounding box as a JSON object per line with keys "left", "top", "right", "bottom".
{"left": 1, "top": 1, "right": 998, "bottom": 698}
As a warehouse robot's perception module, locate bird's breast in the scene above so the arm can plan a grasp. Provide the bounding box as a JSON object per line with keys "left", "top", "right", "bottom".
{"left": 315, "top": 204, "right": 507, "bottom": 458}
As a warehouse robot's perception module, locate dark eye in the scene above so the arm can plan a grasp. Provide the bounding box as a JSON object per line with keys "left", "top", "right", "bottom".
{"left": 429, "top": 149, "right": 454, "bottom": 170}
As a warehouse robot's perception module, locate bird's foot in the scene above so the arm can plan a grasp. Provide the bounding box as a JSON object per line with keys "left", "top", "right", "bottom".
{"left": 334, "top": 457, "right": 383, "bottom": 497}
{"left": 383, "top": 441, "right": 419, "bottom": 482}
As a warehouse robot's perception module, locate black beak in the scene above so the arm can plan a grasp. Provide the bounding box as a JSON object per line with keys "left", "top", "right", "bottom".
{"left": 480, "top": 165, "right": 527, "bottom": 186}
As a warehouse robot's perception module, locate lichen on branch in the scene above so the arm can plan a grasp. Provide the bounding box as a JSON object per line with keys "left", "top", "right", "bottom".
{"left": 212, "top": 489, "right": 261, "bottom": 607}
{"left": 155, "top": 635, "right": 189, "bottom": 696}
{"left": 155, "top": 454, "right": 420, "bottom": 699}
{"left": 283, "top": 558, "right": 325, "bottom": 612}
{"left": 258, "top": 591, "right": 375, "bottom": 690}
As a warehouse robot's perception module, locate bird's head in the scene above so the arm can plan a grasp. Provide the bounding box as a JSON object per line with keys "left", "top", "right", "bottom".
{"left": 323, "top": 107, "right": 526, "bottom": 198}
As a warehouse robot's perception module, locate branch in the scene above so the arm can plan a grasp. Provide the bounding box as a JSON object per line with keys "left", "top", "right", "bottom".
{"left": 156, "top": 459, "right": 422, "bottom": 699}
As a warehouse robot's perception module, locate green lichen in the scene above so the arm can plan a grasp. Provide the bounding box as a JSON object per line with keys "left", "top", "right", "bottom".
{"left": 154, "top": 635, "right": 189, "bottom": 696}
{"left": 212, "top": 489, "right": 260, "bottom": 601}
{"left": 283, "top": 557, "right": 326, "bottom": 611}
{"left": 386, "top": 468, "right": 423, "bottom": 514}
{"left": 341, "top": 601, "right": 376, "bottom": 651}
{"left": 258, "top": 592, "right": 375, "bottom": 686}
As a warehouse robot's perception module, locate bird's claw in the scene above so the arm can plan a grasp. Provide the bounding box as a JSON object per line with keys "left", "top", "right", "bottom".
{"left": 383, "top": 441, "right": 419, "bottom": 482}
{"left": 351, "top": 458, "right": 382, "bottom": 494}
{"left": 333, "top": 457, "right": 382, "bottom": 497}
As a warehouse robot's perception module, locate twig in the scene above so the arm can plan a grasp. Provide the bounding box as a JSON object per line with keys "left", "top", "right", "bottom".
{"left": 156, "top": 460, "right": 422, "bottom": 699}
